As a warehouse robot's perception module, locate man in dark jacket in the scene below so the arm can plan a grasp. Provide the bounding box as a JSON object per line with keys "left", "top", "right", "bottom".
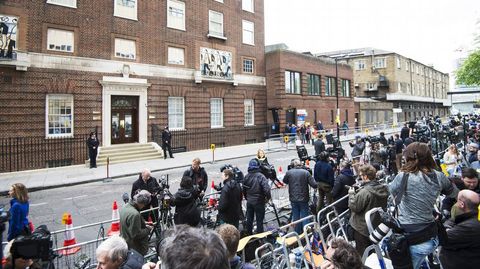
{"left": 120, "top": 190, "right": 152, "bottom": 256}
{"left": 349, "top": 136, "right": 365, "bottom": 174}
{"left": 441, "top": 168, "right": 480, "bottom": 218}
{"left": 394, "top": 134, "right": 404, "bottom": 173}
{"left": 283, "top": 159, "right": 318, "bottom": 235}
{"left": 161, "top": 126, "right": 173, "bottom": 159}
{"left": 314, "top": 152, "right": 334, "bottom": 211}
{"left": 130, "top": 168, "right": 160, "bottom": 222}
{"left": 172, "top": 176, "right": 200, "bottom": 227}
{"left": 348, "top": 165, "right": 388, "bottom": 256}
{"left": 183, "top": 157, "right": 208, "bottom": 196}
{"left": 314, "top": 134, "right": 325, "bottom": 156}
{"left": 331, "top": 160, "right": 355, "bottom": 214}
{"left": 243, "top": 159, "right": 271, "bottom": 235}
{"left": 95, "top": 235, "right": 144, "bottom": 269}
{"left": 218, "top": 168, "right": 243, "bottom": 228}
{"left": 440, "top": 189, "right": 480, "bottom": 269}
{"left": 400, "top": 123, "right": 410, "bottom": 141}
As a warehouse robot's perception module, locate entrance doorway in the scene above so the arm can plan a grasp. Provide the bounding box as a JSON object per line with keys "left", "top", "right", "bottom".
{"left": 286, "top": 108, "right": 296, "bottom": 125}
{"left": 111, "top": 96, "right": 138, "bottom": 144}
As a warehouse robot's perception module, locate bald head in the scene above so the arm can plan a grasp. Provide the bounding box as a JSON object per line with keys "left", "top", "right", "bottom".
{"left": 457, "top": 189, "right": 480, "bottom": 212}
{"left": 141, "top": 168, "right": 151, "bottom": 181}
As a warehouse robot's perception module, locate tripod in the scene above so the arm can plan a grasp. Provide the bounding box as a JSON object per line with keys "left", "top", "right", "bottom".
{"left": 147, "top": 188, "right": 175, "bottom": 242}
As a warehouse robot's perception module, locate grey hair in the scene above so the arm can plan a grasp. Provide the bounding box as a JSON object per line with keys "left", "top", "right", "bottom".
{"left": 96, "top": 235, "right": 128, "bottom": 263}
{"left": 133, "top": 189, "right": 151, "bottom": 206}
{"left": 292, "top": 158, "right": 302, "bottom": 167}
{"left": 159, "top": 225, "right": 229, "bottom": 269}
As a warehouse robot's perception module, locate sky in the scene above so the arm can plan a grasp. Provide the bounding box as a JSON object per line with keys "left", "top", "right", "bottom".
{"left": 264, "top": 0, "right": 480, "bottom": 74}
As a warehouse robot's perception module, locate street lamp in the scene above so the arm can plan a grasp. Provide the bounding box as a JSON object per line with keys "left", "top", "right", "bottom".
{"left": 335, "top": 58, "right": 340, "bottom": 140}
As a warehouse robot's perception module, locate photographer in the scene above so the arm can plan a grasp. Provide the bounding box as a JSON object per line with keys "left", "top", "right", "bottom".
{"left": 96, "top": 236, "right": 143, "bottom": 269}
{"left": 314, "top": 152, "right": 334, "bottom": 211}
{"left": 349, "top": 136, "right": 365, "bottom": 174}
{"left": 283, "top": 159, "right": 318, "bottom": 235}
{"left": 183, "top": 157, "right": 209, "bottom": 196}
{"left": 7, "top": 183, "right": 31, "bottom": 241}
{"left": 331, "top": 160, "right": 355, "bottom": 214}
{"left": 314, "top": 134, "right": 326, "bottom": 156}
{"left": 389, "top": 142, "right": 458, "bottom": 269}
{"left": 217, "top": 169, "right": 243, "bottom": 228}
{"left": 171, "top": 176, "right": 201, "bottom": 227}
{"left": 120, "top": 190, "right": 153, "bottom": 256}
{"left": 255, "top": 149, "right": 269, "bottom": 166}
{"left": 443, "top": 144, "right": 463, "bottom": 176}
{"left": 348, "top": 165, "right": 388, "bottom": 256}
{"left": 394, "top": 134, "right": 404, "bottom": 172}
{"left": 379, "top": 132, "right": 388, "bottom": 147}
{"left": 130, "top": 169, "right": 160, "bottom": 222}
{"left": 2, "top": 239, "right": 40, "bottom": 269}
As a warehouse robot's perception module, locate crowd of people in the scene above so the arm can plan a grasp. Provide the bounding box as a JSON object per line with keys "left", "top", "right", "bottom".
{"left": 3, "top": 116, "right": 480, "bottom": 269}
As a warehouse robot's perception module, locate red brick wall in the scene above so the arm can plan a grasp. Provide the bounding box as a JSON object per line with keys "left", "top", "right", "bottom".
{"left": 265, "top": 50, "right": 355, "bottom": 130}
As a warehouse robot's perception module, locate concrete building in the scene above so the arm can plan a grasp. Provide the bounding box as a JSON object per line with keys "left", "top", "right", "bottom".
{"left": 317, "top": 48, "right": 450, "bottom": 126}
{"left": 265, "top": 44, "right": 355, "bottom": 132}
{"left": 0, "top": 0, "right": 266, "bottom": 171}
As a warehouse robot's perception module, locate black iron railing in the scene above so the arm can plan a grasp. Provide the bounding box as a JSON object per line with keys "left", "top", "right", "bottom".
{"left": 0, "top": 135, "right": 90, "bottom": 173}
{"left": 152, "top": 124, "right": 270, "bottom": 153}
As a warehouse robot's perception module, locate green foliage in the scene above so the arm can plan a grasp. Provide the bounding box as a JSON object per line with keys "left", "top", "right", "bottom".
{"left": 456, "top": 49, "right": 480, "bottom": 86}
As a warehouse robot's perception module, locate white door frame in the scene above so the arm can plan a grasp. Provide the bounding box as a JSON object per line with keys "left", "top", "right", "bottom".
{"left": 99, "top": 76, "right": 151, "bottom": 147}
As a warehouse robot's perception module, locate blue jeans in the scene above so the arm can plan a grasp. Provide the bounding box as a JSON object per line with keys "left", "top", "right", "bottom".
{"left": 291, "top": 201, "right": 309, "bottom": 235}
{"left": 246, "top": 203, "right": 265, "bottom": 234}
{"left": 410, "top": 237, "right": 438, "bottom": 269}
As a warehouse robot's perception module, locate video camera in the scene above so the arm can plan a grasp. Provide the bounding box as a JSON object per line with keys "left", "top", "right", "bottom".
{"left": 220, "top": 164, "right": 244, "bottom": 183}
{"left": 365, "top": 135, "right": 381, "bottom": 144}
{"left": 11, "top": 225, "right": 55, "bottom": 260}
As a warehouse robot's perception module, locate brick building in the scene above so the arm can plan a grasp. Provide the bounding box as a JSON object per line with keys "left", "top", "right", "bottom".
{"left": 0, "top": 0, "right": 267, "bottom": 171}
{"left": 265, "top": 44, "right": 355, "bottom": 132}
{"left": 317, "top": 48, "right": 450, "bottom": 126}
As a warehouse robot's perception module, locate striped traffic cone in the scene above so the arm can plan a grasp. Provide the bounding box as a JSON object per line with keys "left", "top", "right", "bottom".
{"left": 59, "top": 214, "right": 81, "bottom": 255}
{"left": 107, "top": 201, "right": 120, "bottom": 236}
{"left": 209, "top": 180, "right": 217, "bottom": 207}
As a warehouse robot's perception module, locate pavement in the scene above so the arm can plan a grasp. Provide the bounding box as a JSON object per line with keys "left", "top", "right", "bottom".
{"left": 0, "top": 127, "right": 400, "bottom": 195}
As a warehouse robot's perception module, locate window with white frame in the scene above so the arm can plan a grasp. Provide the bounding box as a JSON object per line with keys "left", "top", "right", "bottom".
{"left": 47, "top": 28, "right": 74, "bottom": 53}
{"left": 210, "top": 98, "right": 223, "bottom": 128}
{"left": 115, "top": 38, "right": 136, "bottom": 60}
{"left": 398, "top": 82, "right": 402, "bottom": 92}
{"left": 168, "top": 97, "right": 184, "bottom": 130}
{"left": 285, "top": 71, "right": 301, "bottom": 94}
{"left": 325, "top": 77, "right": 336, "bottom": 96}
{"left": 167, "top": 0, "right": 185, "bottom": 30}
{"left": 243, "top": 58, "right": 254, "bottom": 73}
{"left": 46, "top": 95, "right": 73, "bottom": 137}
{"left": 167, "top": 46, "right": 185, "bottom": 65}
{"left": 396, "top": 57, "right": 401, "bottom": 69}
{"left": 209, "top": 10, "right": 224, "bottom": 37}
{"left": 114, "top": 0, "right": 137, "bottom": 20}
{"left": 416, "top": 65, "right": 419, "bottom": 74}
{"left": 47, "top": 0, "right": 77, "bottom": 8}
{"left": 374, "top": 57, "right": 386, "bottom": 69}
{"left": 242, "top": 0, "right": 254, "bottom": 12}
{"left": 341, "top": 79, "right": 350, "bottom": 97}
{"left": 366, "top": 82, "right": 376, "bottom": 91}
{"left": 244, "top": 99, "right": 254, "bottom": 126}
{"left": 405, "top": 61, "right": 409, "bottom": 72}
{"left": 354, "top": 60, "right": 366, "bottom": 70}
{"left": 242, "top": 20, "right": 254, "bottom": 45}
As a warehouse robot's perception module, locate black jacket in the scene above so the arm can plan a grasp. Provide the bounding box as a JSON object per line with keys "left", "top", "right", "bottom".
{"left": 350, "top": 141, "right": 365, "bottom": 158}
{"left": 87, "top": 137, "right": 99, "bottom": 151}
{"left": 183, "top": 167, "right": 208, "bottom": 192}
{"left": 332, "top": 168, "right": 355, "bottom": 213}
{"left": 441, "top": 180, "right": 480, "bottom": 212}
{"left": 400, "top": 126, "right": 410, "bottom": 141}
{"left": 314, "top": 160, "right": 334, "bottom": 186}
{"left": 283, "top": 167, "right": 317, "bottom": 203}
{"left": 120, "top": 249, "right": 145, "bottom": 269}
{"left": 394, "top": 138, "right": 404, "bottom": 154}
{"left": 161, "top": 129, "right": 172, "bottom": 146}
{"left": 314, "top": 139, "right": 325, "bottom": 156}
{"left": 243, "top": 170, "right": 271, "bottom": 205}
{"left": 440, "top": 211, "right": 480, "bottom": 269}
{"left": 131, "top": 176, "right": 160, "bottom": 208}
{"left": 218, "top": 178, "right": 243, "bottom": 223}
{"left": 172, "top": 187, "right": 200, "bottom": 227}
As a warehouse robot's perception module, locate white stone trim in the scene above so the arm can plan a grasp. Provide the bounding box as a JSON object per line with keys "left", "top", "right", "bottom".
{"left": 386, "top": 93, "right": 448, "bottom": 104}
{"left": 99, "top": 76, "right": 151, "bottom": 147}
{"left": 24, "top": 52, "right": 265, "bottom": 86}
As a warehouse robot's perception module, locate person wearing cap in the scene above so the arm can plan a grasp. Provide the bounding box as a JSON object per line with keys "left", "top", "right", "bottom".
{"left": 120, "top": 190, "right": 153, "bottom": 256}
{"left": 242, "top": 159, "right": 271, "bottom": 235}
{"left": 161, "top": 126, "right": 173, "bottom": 159}
{"left": 87, "top": 131, "right": 99, "bottom": 168}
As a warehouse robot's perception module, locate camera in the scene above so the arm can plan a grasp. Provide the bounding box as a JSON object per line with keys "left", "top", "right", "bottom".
{"left": 0, "top": 205, "right": 9, "bottom": 224}
{"left": 368, "top": 210, "right": 402, "bottom": 244}
{"left": 11, "top": 225, "right": 54, "bottom": 260}
{"left": 220, "top": 164, "right": 244, "bottom": 183}
{"left": 366, "top": 136, "right": 381, "bottom": 144}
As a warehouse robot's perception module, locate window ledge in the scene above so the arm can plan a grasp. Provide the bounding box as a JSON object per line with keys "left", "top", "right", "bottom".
{"left": 211, "top": 126, "right": 225, "bottom": 129}
{"left": 47, "top": 2, "right": 77, "bottom": 8}
{"left": 244, "top": 124, "right": 255, "bottom": 127}
{"left": 207, "top": 33, "right": 227, "bottom": 41}
{"left": 46, "top": 134, "right": 74, "bottom": 139}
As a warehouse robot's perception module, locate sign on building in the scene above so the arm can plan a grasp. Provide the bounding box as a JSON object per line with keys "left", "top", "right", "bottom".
{"left": 0, "top": 15, "right": 18, "bottom": 60}
{"left": 200, "top": 47, "right": 233, "bottom": 80}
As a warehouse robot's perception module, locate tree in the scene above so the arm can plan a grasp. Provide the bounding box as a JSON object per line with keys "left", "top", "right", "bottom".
{"left": 456, "top": 49, "right": 480, "bottom": 86}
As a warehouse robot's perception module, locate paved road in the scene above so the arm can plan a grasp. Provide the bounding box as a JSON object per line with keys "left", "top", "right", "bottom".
{"left": 0, "top": 141, "right": 356, "bottom": 244}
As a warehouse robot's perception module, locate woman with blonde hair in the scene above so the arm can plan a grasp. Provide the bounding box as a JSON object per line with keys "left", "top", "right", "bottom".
{"left": 256, "top": 149, "right": 269, "bottom": 166}
{"left": 443, "top": 144, "right": 463, "bottom": 176}
{"left": 7, "top": 183, "right": 30, "bottom": 241}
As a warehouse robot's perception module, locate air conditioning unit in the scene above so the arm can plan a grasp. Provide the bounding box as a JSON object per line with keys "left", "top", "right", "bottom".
{"left": 354, "top": 83, "right": 360, "bottom": 88}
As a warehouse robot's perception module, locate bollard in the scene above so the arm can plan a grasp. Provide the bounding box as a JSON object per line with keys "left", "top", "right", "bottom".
{"left": 211, "top": 144, "right": 215, "bottom": 164}
{"left": 104, "top": 157, "right": 112, "bottom": 183}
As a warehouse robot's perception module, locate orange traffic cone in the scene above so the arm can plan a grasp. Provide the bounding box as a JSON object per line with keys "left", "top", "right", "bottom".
{"left": 278, "top": 166, "right": 283, "bottom": 174}
{"left": 107, "top": 201, "right": 120, "bottom": 236}
{"left": 59, "top": 214, "right": 81, "bottom": 255}
{"left": 209, "top": 180, "right": 217, "bottom": 207}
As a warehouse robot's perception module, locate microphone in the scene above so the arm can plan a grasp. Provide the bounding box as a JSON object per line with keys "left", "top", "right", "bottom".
{"left": 122, "top": 192, "right": 130, "bottom": 204}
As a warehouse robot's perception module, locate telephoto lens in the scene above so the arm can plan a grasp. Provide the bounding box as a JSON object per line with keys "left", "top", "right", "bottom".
{"left": 369, "top": 223, "right": 391, "bottom": 244}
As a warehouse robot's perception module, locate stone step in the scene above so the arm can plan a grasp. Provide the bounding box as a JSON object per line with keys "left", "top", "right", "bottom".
{"left": 86, "top": 142, "right": 163, "bottom": 166}
{"left": 97, "top": 152, "right": 162, "bottom": 165}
